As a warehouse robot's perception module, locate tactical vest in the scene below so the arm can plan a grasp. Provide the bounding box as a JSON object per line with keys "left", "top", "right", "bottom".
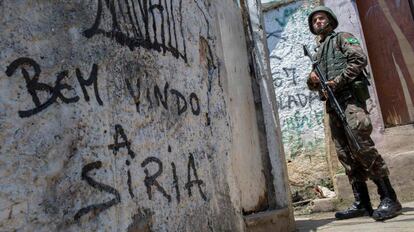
{"left": 316, "top": 32, "right": 370, "bottom": 105}
{"left": 317, "top": 32, "right": 347, "bottom": 83}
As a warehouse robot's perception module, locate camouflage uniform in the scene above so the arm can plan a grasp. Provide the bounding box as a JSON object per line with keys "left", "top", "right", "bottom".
{"left": 307, "top": 6, "right": 401, "bottom": 221}
{"left": 307, "top": 31, "right": 389, "bottom": 184}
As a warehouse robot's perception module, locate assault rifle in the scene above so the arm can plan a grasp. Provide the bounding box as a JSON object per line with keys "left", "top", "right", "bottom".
{"left": 303, "top": 45, "right": 361, "bottom": 153}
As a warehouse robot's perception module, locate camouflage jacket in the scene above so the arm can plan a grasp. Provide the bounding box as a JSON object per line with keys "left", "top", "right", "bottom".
{"left": 307, "top": 32, "right": 368, "bottom": 97}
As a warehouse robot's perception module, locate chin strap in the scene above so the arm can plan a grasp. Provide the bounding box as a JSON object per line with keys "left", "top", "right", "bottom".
{"left": 316, "top": 22, "right": 332, "bottom": 35}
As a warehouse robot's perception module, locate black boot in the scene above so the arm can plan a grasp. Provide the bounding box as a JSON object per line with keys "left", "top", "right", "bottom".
{"left": 372, "top": 177, "right": 402, "bottom": 221}
{"left": 335, "top": 181, "right": 373, "bottom": 220}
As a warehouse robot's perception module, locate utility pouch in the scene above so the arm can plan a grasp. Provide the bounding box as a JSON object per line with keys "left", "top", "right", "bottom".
{"left": 351, "top": 76, "right": 370, "bottom": 103}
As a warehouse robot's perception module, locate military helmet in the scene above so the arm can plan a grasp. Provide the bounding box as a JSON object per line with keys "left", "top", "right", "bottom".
{"left": 308, "top": 6, "right": 338, "bottom": 35}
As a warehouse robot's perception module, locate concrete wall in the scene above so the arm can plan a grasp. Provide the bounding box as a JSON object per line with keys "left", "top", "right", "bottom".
{"left": 215, "top": 0, "right": 268, "bottom": 214}
{"left": 0, "top": 1, "right": 289, "bottom": 231}
{"left": 263, "top": 1, "right": 330, "bottom": 189}
{"left": 262, "top": 0, "right": 298, "bottom": 11}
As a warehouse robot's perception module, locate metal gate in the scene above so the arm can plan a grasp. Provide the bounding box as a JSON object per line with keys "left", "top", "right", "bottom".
{"left": 356, "top": 0, "right": 414, "bottom": 127}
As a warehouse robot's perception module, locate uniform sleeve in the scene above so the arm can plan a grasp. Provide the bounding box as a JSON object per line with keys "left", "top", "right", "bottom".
{"left": 332, "top": 33, "right": 368, "bottom": 89}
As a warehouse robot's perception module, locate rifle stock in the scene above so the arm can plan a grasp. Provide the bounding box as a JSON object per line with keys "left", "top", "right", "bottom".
{"left": 303, "top": 45, "right": 361, "bottom": 152}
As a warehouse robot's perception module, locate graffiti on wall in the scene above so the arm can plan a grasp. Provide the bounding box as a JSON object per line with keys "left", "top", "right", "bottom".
{"left": 264, "top": 1, "right": 325, "bottom": 159}
{"left": 74, "top": 124, "right": 207, "bottom": 221}
{"left": 272, "top": 67, "right": 320, "bottom": 110}
{"left": 4, "top": 53, "right": 208, "bottom": 221}
{"left": 281, "top": 110, "right": 324, "bottom": 158}
{"left": 5, "top": 58, "right": 102, "bottom": 118}
{"left": 1, "top": 0, "right": 219, "bottom": 227}
{"left": 84, "top": 0, "right": 187, "bottom": 62}
{"left": 5, "top": 58, "right": 201, "bottom": 118}
{"left": 125, "top": 77, "right": 201, "bottom": 116}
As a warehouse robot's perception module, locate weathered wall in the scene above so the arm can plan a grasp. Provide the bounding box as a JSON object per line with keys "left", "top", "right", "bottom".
{"left": 262, "top": 1, "right": 298, "bottom": 11}
{"left": 0, "top": 0, "right": 279, "bottom": 231}
{"left": 215, "top": 0, "right": 268, "bottom": 213}
{"left": 263, "top": 1, "right": 329, "bottom": 188}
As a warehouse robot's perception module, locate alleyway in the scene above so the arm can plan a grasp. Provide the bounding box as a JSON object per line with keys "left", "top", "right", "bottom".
{"left": 295, "top": 201, "right": 414, "bottom": 231}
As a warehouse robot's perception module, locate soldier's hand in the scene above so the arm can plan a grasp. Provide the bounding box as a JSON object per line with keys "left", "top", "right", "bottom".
{"left": 326, "top": 80, "right": 337, "bottom": 89}
{"left": 309, "top": 71, "right": 320, "bottom": 84}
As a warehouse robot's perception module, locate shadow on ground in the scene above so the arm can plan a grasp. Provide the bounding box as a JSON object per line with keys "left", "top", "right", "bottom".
{"left": 295, "top": 217, "right": 336, "bottom": 232}
{"left": 295, "top": 206, "right": 414, "bottom": 231}
{"left": 402, "top": 207, "right": 414, "bottom": 214}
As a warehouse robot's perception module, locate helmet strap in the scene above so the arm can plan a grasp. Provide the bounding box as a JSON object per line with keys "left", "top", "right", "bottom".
{"left": 315, "top": 21, "right": 333, "bottom": 35}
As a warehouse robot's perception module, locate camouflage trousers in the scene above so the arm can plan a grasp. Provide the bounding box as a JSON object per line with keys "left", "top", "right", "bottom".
{"left": 329, "top": 99, "right": 389, "bottom": 184}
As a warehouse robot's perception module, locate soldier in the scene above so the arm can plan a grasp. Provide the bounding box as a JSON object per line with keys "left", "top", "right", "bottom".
{"left": 306, "top": 6, "right": 402, "bottom": 221}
